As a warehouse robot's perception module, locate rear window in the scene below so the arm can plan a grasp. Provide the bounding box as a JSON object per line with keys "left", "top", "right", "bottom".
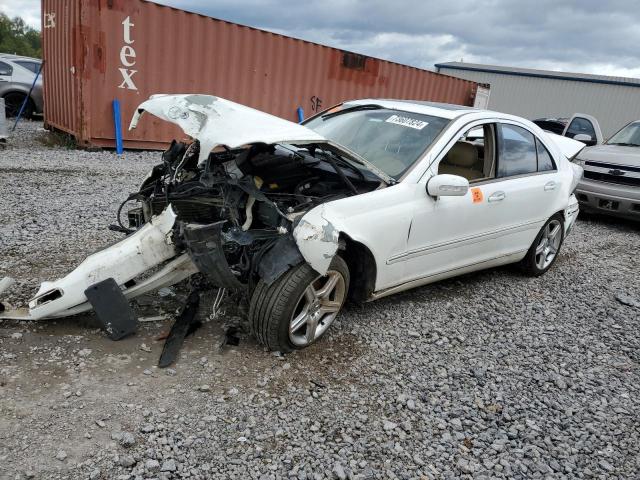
{"left": 536, "top": 139, "right": 556, "bottom": 171}
{"left": 15, "top": 61, "right": 41, "bottom": 74}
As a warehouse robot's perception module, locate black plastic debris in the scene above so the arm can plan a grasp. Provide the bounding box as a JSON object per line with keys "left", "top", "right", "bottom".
{"left": 158, "top": 290, "right": 201, "bottom": 368}
{"left": 84, "top": 278, "right": 138, "bottom": 340}
{"left": 219, "top": 325, "right": 240, "bottom": 349}
{"left": 310, "top": 379, "right": 326, "bottom": 389}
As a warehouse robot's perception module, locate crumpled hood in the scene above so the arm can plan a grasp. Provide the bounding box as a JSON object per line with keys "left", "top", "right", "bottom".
{"left": 576, "top": 144, "right": 640, "bottom": 167}
{"left": 129, "top": 94, "right": 326, "bottom": 162}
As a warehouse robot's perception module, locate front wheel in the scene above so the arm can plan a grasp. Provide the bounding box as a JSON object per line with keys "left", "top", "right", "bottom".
{"left": 3, "top": 92, "right": 33, "bottom": 118}
{"left": 521, "top": 214, "right": 564, "bottom": 276}
{"left": 249, "top": 256, "right": 350, "bottom": 352}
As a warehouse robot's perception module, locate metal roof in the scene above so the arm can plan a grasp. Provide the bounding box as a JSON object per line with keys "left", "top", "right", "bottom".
{"left": 435, "top": 62, "right": 640, "bottom": 88}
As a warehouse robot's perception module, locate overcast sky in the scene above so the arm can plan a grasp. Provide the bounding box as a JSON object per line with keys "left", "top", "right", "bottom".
{"left": 3, "top": 0, "right": 639, "bottom": 78}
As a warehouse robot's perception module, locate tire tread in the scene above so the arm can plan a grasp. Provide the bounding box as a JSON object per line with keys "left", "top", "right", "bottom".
{"left": 249, "top": 257, "right": 349, "bottom": 352}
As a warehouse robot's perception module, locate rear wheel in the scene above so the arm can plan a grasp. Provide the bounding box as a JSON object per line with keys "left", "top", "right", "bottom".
{"left": 249, "top": 256, "right": 350, "bottom": 352}
{"left": 521, "top": 214, "right": 564, "bottom": 276}
{"left": 3, "top": 92, "right": 33, "bottom": 118}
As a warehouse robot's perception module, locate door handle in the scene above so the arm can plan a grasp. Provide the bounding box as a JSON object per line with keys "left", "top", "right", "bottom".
{"left": 488, "top": 191, "right": 506, "bottom": 202}
{"left": 544, "top": 181, "right": 556, "bottom": 191}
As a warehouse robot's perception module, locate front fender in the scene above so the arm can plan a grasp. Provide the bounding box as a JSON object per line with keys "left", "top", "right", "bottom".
{"left": 292, "top": 205, "right": 340, "bottom": 275}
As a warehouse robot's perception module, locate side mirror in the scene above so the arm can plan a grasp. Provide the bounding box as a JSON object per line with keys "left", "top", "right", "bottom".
{"left": 573, "top": 133, "right": 595, "bottom": 146}
{"left": 0, "top": 67, "right": 11, "bottom": 76}
{"left": 427, "top": 174, "right": 469, "bottom": 197}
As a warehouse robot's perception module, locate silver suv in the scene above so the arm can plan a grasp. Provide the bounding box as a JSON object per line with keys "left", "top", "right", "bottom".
{"left": 0, "top": 54, "right": 43, "bottom": 118}
{"left": 573, "top": 120, "right": 640, "bottom": 220}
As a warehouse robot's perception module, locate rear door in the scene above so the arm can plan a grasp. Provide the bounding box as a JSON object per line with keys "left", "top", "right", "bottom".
{"left": 482, "top": 123, "right": 561, "bottom": 255}
{"left": 562, "top": 114, "right": 603, "bottom": 146}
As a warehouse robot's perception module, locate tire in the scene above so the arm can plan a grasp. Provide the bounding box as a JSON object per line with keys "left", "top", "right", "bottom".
{"left": 521, "top": 214, "right": 564, "bottom": 276}
{"left": 249, "top": 255, "right": 350, "bottom": 352}
{"left": 3, "top": 92, "right": 33, "bottom": 118}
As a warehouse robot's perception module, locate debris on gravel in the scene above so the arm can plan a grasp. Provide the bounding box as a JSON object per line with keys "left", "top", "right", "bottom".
{"left": 1, "top": 121, "right": 639, "bottom": 478}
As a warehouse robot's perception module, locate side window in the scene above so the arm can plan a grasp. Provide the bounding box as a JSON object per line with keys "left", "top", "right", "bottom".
{"left": 438, "top": 123, "right": 496, "bottom": 182}
{"left": 15, "top": 61, "right": 40, "bottom": 74}
{"left": 535, "top": 138, "right": 556, "bottom": 171}
{"left": 497, "top": 124, "right": 537, "bottom": 177}
{"left": 0, "top": 61, "right": 12, "bottom": 76}
{"left": 565, "top": 117, "right": 596, "bottom": 140}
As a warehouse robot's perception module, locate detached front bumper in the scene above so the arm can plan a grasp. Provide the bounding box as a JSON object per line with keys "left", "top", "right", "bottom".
{"left": 575, "top": 178, "right": 640, "bottom": 220}
{"left": 0, "top": 207, "right": 198, "bottom": 321}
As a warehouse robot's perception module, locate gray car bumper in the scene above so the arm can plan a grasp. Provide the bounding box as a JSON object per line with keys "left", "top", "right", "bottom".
{"left": 575, "top": 178, "right": 640, "bottom": 220}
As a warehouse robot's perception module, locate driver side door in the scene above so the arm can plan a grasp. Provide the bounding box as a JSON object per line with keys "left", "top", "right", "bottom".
{"left": 400, "top": 122, "right": 506, "bottom": 283}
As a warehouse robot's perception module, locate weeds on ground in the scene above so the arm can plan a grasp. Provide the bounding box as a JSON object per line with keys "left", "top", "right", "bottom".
{"left": 35, "top": 128, "right": 77, "bottom": 149}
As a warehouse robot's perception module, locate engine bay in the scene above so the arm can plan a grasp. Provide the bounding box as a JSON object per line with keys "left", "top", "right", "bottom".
{"left": 123, "top": 139, "right": 384, "bottom": 290}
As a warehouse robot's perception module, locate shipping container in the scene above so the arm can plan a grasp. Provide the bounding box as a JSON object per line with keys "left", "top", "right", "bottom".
{"left": 42, "top": 0, "right": 480, "bottom": 149}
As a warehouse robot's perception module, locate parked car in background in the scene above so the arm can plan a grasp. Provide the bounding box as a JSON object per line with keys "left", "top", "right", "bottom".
{"left": 0, "top": 54, "right": 43, "bottom": 118}
{"left": 533, "top": 113, "right": 603, "bottom": 146}
{"left": 572, "top": 119, "right": 640, "bottom": 220}
{"left": 1, "top": 95, "right": 584, "bottom": 352}
{"left": 532, "top": 117, "right": 568, "bottom": 135}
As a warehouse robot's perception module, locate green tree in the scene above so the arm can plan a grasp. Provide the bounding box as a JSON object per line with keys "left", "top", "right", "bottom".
{"left": 0, "top": 14, "right": 41, "bottom": 58}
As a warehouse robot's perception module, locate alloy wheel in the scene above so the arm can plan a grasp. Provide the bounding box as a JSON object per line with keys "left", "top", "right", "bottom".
{"left": 289, "top": 270, "right": 346, "bottom": 347}
{"left": 535, "top": 219, "right": 562, "bottom": 270}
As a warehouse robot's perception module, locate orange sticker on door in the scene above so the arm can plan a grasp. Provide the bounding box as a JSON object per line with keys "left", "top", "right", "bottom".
{"left": 471, "top": 187, "right": 484, "bottom": 203}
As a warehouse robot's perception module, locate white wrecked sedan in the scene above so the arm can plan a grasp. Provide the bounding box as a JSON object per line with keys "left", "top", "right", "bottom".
{"left": 0, "top": 95, "right": 584, "bottom": 352}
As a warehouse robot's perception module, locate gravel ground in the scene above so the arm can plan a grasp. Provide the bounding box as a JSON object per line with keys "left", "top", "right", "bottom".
{"left": 1, "top": 121, "right": 639, "bottom": 480}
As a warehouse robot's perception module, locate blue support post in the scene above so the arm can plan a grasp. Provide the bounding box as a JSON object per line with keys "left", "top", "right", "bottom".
{"left": 297, "top": 106, "right": 304, "bottom": 124}
{"left": 12, "top": 60, "right": 44, "bottom": 132}
{"left": 113, "top": 99, "right": 124, "bottom": 154}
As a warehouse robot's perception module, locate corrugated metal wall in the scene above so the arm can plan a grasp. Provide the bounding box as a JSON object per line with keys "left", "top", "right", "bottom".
{"left": 438, "top": 67, "right": 640, "bottom": 137}
{"left": 42, "top": 1, "right": 83, "bottom": 139}
{"left": 41, "top": 0, "right": 479, "bottom": 149}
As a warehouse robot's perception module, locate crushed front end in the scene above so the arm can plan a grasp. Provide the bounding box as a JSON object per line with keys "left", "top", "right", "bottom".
{"left": 0, "top": 94, "right": 386, "bottom": 324}
{"left": 123, "top": 136, "right": 382, "bottom": 292}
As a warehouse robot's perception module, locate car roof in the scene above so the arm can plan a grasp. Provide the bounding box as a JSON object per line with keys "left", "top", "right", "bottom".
{"left": 0, "top": 54, "right": 41, "bottom": 62}
{"left": 533, "top": 117, "right": 568, "bottom": 123}
{"left": 343, "top": 98, "right": 482, "bottom": 120}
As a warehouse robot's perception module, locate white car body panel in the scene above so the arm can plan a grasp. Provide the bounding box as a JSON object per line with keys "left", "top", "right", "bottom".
{"left": 1, "top": 95, "right": 581, "bottom": 320}
{"left": 0, "top": 207, "right": 190, "bottom": 320}
{"left": 129, "top": 94, "right": 325, "bottom": 163}
{"left": 295, "top": 107, "right": 582, "bottom": 291}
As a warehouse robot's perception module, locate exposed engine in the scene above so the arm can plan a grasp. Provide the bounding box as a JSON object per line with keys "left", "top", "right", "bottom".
{"left": 121, "top": 139, "right": 383, "bottom": 290}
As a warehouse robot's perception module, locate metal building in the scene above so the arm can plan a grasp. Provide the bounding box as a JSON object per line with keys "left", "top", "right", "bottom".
{"left": 40, "top": 0, "right": 480, "bottom": 150}
{"left": 435, "top": 62, "right": 640, "bottom": 137}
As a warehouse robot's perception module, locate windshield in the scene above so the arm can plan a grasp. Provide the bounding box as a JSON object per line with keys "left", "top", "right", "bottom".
{"left": 305, "top": 106, "right": 450, "bottom": 179}
{"left": 607, "top": 121, "right": 640, "bottom": 146}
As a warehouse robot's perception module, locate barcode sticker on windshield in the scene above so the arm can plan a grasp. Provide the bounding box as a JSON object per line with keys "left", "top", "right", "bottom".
{"left": 385, "top": 115, "right": 428, "bottom": 130}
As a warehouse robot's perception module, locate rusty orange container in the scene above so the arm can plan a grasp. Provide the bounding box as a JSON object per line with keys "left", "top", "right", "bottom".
{"left": 42, "top": 0, "right": 480, "bottom": 149}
